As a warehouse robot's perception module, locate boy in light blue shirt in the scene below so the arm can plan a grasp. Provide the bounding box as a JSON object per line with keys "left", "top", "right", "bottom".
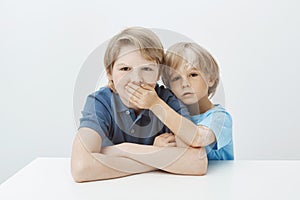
{"left": 126, "top": 42, "right": 233, "bottom": 160}
{"left": 163, "top": 42, "right": 234, "bottom": 160}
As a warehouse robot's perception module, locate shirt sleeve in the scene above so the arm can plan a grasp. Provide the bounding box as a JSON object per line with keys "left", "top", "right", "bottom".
{"left": 79, "top": 94, "right": 113, "bottom": 146}
{"left": 199, "top": 111, "right": 232, "bottom": 150}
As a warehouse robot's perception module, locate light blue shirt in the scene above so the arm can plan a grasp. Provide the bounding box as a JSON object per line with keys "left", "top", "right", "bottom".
{"left": 191, "top": 104, "right": 234, "bottom": 160}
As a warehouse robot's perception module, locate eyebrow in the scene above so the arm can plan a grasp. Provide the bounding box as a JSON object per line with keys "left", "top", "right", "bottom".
{"left": 115, "top": 62, "right": 131, "bottom": 67}
{"left": 169, "top": 71, "right": 179, "bottom": 77}
{"left": 168, "top": 67, "right": 199, "bottom": 77}
{"left": 140, "top": 63, "right": 157, "bottom": 67}
{"left": 115, "top": 62, "right": 157, "bottom": 68}
{"left": 185, "top": 65, "right": 199, "bottom": 71}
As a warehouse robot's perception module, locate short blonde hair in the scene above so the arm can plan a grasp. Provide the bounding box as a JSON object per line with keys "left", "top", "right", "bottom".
{"left": 104, "top": 27, "right": 164, "bottom": 79}
{"left": 162, "top": 42, "right": 220, "bottom": 98}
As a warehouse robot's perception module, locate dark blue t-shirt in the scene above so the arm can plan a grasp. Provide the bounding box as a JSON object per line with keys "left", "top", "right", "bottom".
{"left": 79, "top": 85, "right": 190, "bottom": 147}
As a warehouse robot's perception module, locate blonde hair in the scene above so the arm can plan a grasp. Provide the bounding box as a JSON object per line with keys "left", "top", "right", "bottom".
{"left": 162, "top": 42, "right": 220, "bottom": 98}
{"left": 104, "top": 27, "right": 164, "bottom": 91}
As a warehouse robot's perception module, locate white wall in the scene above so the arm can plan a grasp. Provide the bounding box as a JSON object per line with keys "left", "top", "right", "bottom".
{"left": 1, "top": 0, "right": 300, "bottom": 184}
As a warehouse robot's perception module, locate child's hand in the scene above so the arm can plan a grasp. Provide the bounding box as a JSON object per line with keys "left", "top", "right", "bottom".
{"left": 153, "top": 133, "right": 176, "bottom": 147}
{"left": 126, "top": 82, "right": 160, "bottom": 109}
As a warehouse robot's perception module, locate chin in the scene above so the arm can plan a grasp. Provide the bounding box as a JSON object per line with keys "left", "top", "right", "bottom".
{"left": 123, "top": 101, "right": 138, "bottom": 110}
{"left": 181, "top": 99, "right": 198, "bottom": 105}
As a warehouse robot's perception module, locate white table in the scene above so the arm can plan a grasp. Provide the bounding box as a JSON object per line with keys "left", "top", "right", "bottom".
{"left": 0, "top": 158, "right": 299, "bottom": 200}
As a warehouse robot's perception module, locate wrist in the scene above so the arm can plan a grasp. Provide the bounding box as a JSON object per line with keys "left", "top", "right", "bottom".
{"left": 149, "top": 98, "right": 164, "bottom": 112}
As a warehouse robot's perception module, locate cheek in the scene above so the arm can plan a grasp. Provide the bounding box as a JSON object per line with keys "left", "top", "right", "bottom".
{"left": 194, "top": 77, "right": 208, "bottom": 89}
{"left": 193, "top": 80, "right": 209, "bottom": 96}
{"left": 170, "top": 83, "right": 181, "bottom": 95}
{"left": 170, "top": 80, "right": 181, "bottom": 88}
{"left": 112, "top": 73, "right": 129, "bottom": 88}
{"left": 142, "top": 71, "right": 159, "bottom": 83}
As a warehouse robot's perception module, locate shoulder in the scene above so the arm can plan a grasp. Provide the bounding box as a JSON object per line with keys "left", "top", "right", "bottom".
{"left": 87, "top": 87, "right": 113, "bottom": 104}
{"left": 155, "top": 84, "right": 190, "bottom": 116}
{"left": 154, "top": 84, "right": 174, "bottom": 100}
{"left": 192, "top": 105, "right": 232, "bottom": 126}
{"left": 209, "top": 105, "right": 232, "bottom": 119}
{"left": 155, "top": 84, "right": 182, "bottom": 105}
{"left": 84, "top": 87, "right": 113, "bottom": 110}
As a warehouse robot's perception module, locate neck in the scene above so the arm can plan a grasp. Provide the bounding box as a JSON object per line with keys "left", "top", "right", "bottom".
{"left": 187, "top": 97, "right": 214, "bottom": 115}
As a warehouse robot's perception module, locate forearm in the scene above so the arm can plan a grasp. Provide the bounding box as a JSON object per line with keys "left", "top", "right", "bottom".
{"left": 71, "top": 130, "right": 155, "bottom": 182}
{"left": 76, "top": 154, "right": 155, "bottom": 182}
{"left": 126, "top": 83, "right": 214, "bottom": 147}
{"left": 102, "top": 143, "right": 207, "bottom": 175}
{"left": 72, "top": 154, "right": 155, "bottom": 183}
{"left": 150, "top": 99, "right": 215, "bottom": 147}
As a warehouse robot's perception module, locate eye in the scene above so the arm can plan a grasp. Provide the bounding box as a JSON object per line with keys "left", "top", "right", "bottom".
{"left": 171, "top": 76, "right": 181, "bottom": 82}
{"left": 142, "top": 67, "right": 153, "bottom": 71}
{"left": 189, "top": 72, "right": 199, "bottom": 77}
{"left": 120, "top": 66, "right": 131, "bottom": 71}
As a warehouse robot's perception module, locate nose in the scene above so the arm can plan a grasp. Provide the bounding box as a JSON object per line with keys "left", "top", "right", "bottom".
{"left": 181, "top": 77, "right": 191, "bottom": 88}
{"left": 130, "top": 68, "right": 144, "bottom": 85}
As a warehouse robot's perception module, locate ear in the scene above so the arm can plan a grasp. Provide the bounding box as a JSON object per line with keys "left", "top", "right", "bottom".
{"left": 106, "top": 69, "right": 113, "bottom": 81}
{"left": 207, "top": 77, "right": 215, "bottom": 87}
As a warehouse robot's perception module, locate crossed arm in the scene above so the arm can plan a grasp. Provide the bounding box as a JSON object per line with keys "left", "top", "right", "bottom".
{"left": 71, "top": 127, "right": 207, "bottom": 182}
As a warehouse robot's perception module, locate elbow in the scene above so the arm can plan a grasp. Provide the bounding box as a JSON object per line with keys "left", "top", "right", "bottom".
{"left": 72, "top": 173, "right": 85, "bottom": 183}
{"left": 197, "top": 156, "right": 208, "bottom": 176}
{"left": 70, "top": 138, "right": 88, "bottom": 182}
{"left": 71, "top": 152, "right": 95, "bottom": 183}
{"left": 71, "top": 153, "right": 108, "bottom": 182}
{"left": 71, "top": 159, "right": 87, "bottom": 183}
{"left": 71, "top": 170, "right": 85, "bottom": 183}
{"left": 189, "top": 147, "right": 208, "bottom": 176}
{"left": 192, "top": 157, "right": 208, "bottom": 176}
{"left": 199, "top": 148, "right": 208, "bottom": 175}
{"left": 182, "top": 159, "right": 207, "bottom": 176}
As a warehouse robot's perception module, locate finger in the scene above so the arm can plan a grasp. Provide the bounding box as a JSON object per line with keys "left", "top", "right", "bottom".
{"left": 126, "top": 85, "right": 143, "bottom": 98}
{"left": 160, "top": 133, "right": 172, "bottom": 138}
{"left": 165, "top": 135, "right": 175, "bottom": 143}
{"left": 167, "top": 142, "right": 176, "bottom": 147}
{"left": 164, "top": 133, "right": 174, "bottom": 138}
{"left": 127, "top": 82, "right": 147, "bottom": 93}
{"left": 140, "top": 83, "right": 154, "bottom": 90}
{"left": 129, "top": 94, "right": 140, "bottom": 106}
{"left": 126, "top": 83, "right": 143, "bottom": 95}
